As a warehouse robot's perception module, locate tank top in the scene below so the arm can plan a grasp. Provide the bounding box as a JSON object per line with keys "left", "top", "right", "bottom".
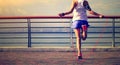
{"left": 72, "top": 0, "right": 87, "bottom": 21}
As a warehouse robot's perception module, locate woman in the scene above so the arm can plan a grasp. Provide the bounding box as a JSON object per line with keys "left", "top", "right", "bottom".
{"left": 59, "top": 0, "right": 103, "bottom": 60}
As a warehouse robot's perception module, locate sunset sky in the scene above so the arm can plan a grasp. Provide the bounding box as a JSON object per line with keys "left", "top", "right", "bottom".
{"left": 0, "top": 0, "right": 119, "bottom": 16}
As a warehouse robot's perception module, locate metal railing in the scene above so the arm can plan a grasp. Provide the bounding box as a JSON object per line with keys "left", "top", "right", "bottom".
{"left": 0, "top": 16, "right": 120, "bottom": 48}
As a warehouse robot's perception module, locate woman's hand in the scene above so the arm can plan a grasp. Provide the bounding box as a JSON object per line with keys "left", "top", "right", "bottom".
{"left": 99, "top": 14, "right": 104, "bottom": 18}
{"left": 58, "top": 13, "right": 65, "bottom": 17}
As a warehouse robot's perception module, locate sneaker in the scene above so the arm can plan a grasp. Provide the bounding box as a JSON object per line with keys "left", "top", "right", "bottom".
{"left": 78, "top": 56, "right": 82, "bottom": 60}
{"left": 82, "top": 31, "right": 87, "bottom": 40}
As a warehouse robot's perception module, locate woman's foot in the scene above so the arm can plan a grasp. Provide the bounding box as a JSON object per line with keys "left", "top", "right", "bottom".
{"left": 78, "top": 56, "right": 82, "bottom": 60}
{"left": 82, "top": 31, "right": 87, "bottom": 40}
{"left": 81, "top": 25, "right": 87, "bottom": 40}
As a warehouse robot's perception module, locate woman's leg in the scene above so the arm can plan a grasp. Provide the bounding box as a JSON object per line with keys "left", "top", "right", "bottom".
{"left": 74, "top": 29, "right": 82, "bottom": 57}
{"left": 82, "top": 25, "right": 88, "bottom": 40}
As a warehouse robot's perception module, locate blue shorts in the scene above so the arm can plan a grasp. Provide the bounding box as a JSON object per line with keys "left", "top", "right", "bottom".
{"left": 71, "top": 20, "right": 89, "bottom": 29}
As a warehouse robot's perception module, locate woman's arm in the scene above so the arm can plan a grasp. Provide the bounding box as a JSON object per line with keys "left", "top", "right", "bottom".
{"left": 88, "top": 11, "right": 103, "bottom": 18}
{"left": 83, "top": 1, "right": 103, "bottom": 18}
{"left": 59, "top": 0, "right": 77, "bottom": 17}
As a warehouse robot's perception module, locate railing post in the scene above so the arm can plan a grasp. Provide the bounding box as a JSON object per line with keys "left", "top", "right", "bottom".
{"left": 27, "top": 19, "right": 32, "bottom": 47}
{"left": 112, "top": 18, "right": 115, "bottom": 47}
{"left": 70, "top": 20, "right": 74, "bottom": 48}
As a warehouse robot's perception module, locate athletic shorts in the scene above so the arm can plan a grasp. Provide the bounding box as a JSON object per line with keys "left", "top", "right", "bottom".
{"left": 71, "top": 20, "right": 89, "bottom": 29}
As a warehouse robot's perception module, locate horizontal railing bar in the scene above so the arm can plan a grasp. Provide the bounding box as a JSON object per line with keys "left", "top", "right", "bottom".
{"left": 89, "top": 22, "right": 113, "bottom": 23}
{"left": 71, "top": 37, "right": 113, "bottom": 39}
{"left": 30, "top": 21, "right": 70, "bottom": 23}
{"left": 0, "top": 16, "right": 120, "bottom": 19}
{"left": 31, "top": 26, "right": 118, "bottom": 28}
{"left": 31, "top": 37, "right": 113, "bottom": 39}
{"left": 0, "top": 22, "right": 27, "bottom": 23}
{"left": 0, "top": 27, "right": 119, "bottom": 29}
{"left": 54, "top": 31, "right": 117, "bottom": 33}
{"left": 0, "top": 36, "right": 114, "bottom": 38}
{"left": 0, "top": 42, "right": 27, "bottom": 44}
{"left": 89, "top": 26, "right": 112, "bottom": 28}
{"left": 0, "top": 32, "right": 70, "bottom": 34}
{"left": 31, "top": 32, "right": 71, "bottom": 33}
{"left": 0, "top": 21, "right": 118, "bottom": 23}
{"left": 0, "top": 27, "right": 118, "bottom": 28}
{"left": 32, "top": 42, "right": 70, "bottom": 44}
{"left": 87, "top": 32, "right": 117, "bottom": 33}
{"left": 115, "top": 32, "right": 120, "bottom": 33}
{"left": 88, "top": 32, "right": 120, "bottom": 34}
{"left": 32, "top": 42, "right": 112, "bottom": 44}
{"left": 31, "top": 37, "right": 69, "bottom": 38}
{"left": 81, "top": 42, "right": 112, "bottom": 43}
{"left": 0, "top": 27, "right": 28, "bottom": 28}
{"left": 6, "top": 32, "right": 110, "bottom": 34}
{"left": 30, "top": 31, "right": 118, "bottom": 33}
{"left": 115, "top": 42, "right": 120, "bottom": 43}
{"left": 115, "top": 37, "right": 120, "bottom": 38}
{"left": 1, "top": 37, "right": 119, "bottom": 39}
{"left": 115, "top": 27, "right": 120, "bottom": 28}
{"left": 115, "top": 21, "right": 120, "bottom": 23}
{"left": 0, "top": 37, "right": 27, "bottom": 39}
{"left": 31, "top": 27, "right": 70, "bottom": 28}
{"left": 0, "top": 32, "right": 27, "bottom": 34}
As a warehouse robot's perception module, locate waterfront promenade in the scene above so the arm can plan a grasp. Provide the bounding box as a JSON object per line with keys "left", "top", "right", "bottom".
{"left": 0, "top": 48, "right": 120, "bottom": 65}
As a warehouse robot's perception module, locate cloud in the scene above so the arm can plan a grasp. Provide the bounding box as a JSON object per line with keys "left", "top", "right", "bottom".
{"left": 0, "top": 0, "right": 66, "bottom": 16}
{"left": 0, "top": 0, "right": 58, "bottom": 6}
{"left": 88, "top": 0, "right": 120, "bottom": 15}
{"left": 0, "top": 0, "right": 119, "bottom": 16}
{"left": 0, "top": 0, "right": 54, "bottom": 16}
{"left": 0, "top": 7, "right": 28, "bottom": 16}
{"left": 0, "top": 0, "right": 28, "bottom": 6}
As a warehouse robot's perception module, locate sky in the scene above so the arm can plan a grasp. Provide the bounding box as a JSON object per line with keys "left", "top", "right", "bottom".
{"left": 0, "top": 0, "right": 120, "bottom": 16}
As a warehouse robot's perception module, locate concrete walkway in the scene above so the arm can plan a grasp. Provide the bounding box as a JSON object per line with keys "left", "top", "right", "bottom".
{"left": 0, "top": 50, "right": 120, "bottom": 65}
